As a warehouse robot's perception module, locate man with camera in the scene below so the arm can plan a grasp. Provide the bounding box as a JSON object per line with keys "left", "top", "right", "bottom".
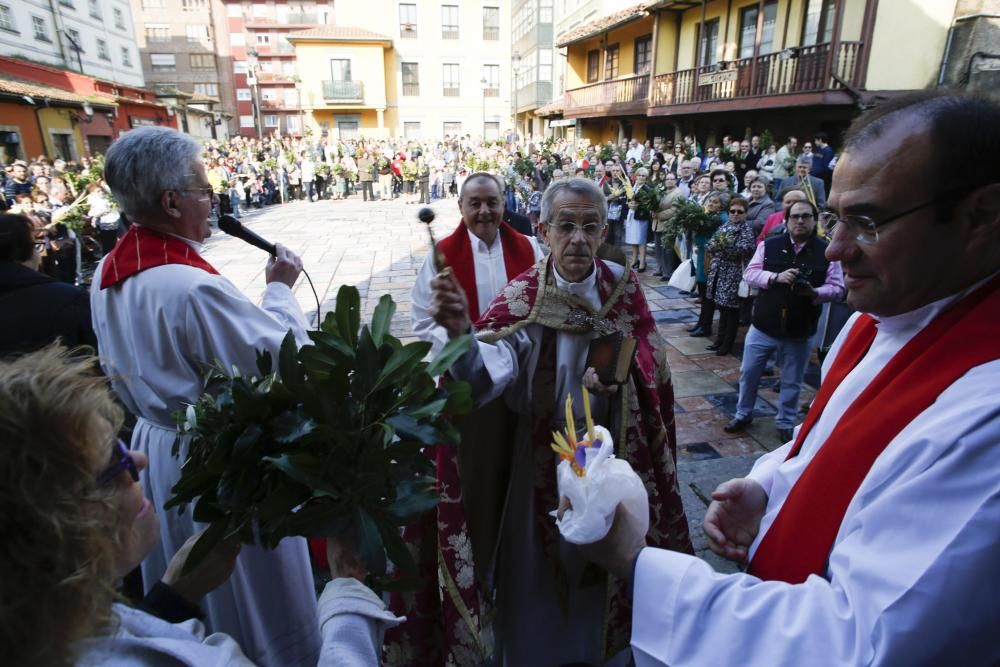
{"left": 725, "top": 199, "right": 845, "bottom": 442}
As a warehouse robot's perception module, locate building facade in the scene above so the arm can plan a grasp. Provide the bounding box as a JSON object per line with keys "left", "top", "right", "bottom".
{"left": 0, "top": 0, "right": 145, "bottom": 87}
{"left": 551, "top": 0, "right": 960, "bottom": 147}
{"left": 511, "top": 0, "right": 558, "bottom": 139}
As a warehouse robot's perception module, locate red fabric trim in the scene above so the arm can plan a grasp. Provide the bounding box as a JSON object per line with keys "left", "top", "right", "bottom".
{"left": 436, "top": 221, "right": 535, "bottom": 322}
{"left": 99, "top": 225, "right": 218, "bottom": 289}
{"left": 750, "top": 276, "right": 1000, "bottom": 583}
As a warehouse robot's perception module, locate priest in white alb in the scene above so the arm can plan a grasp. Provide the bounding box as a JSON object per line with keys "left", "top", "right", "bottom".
{"left": 577, "top": 92, "right": 1000, "bottom": 666}
{"left": 91, "top": 127, "right": 320, "bottom": 667}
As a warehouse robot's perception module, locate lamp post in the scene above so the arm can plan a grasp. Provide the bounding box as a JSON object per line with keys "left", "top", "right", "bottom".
{"left": 480, "top": 77, "right": 488, "bottom": 140}
{"left": 511, "top": 52, "right": 521, "bottom": 141}
{"left": 246, "top": 47, "right": 264, "bottom": 138}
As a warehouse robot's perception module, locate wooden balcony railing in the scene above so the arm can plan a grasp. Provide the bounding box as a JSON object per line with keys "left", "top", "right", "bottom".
{"left": 564, "top": 73, "right": 649, "bottom": 115}
{"left": 651, "top": 41, "right": 863, "bottom": 108}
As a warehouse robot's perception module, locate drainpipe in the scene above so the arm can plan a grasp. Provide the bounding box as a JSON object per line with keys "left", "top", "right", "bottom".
{"left": 938, "top": 13, "right": 1000, "bottom": 86}
{"left": 47, "top": 0, "right": 71, "bottom": 68}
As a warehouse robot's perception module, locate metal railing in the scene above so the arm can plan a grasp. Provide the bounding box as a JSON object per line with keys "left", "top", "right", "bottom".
{"left": 321, "top": 80, "right": 364, "bottom": 101}
{"left": 564, "top": 73, "right": 649, "bottom": 113}
{"left": 483, "top": 26, "right": 499, "bottom": 40}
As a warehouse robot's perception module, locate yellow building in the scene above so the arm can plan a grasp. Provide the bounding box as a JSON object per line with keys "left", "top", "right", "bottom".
{"left": 552, "top": 0, "right": 958, "bottom": 145}
{"left": 287, "top": 26, "right": 395, "bottom": 139}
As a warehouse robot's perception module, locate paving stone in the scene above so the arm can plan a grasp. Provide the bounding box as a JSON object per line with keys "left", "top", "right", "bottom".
{"left": 671, "top": 370, "right": 736, "bottom": 398}
{"left": 667, "top": 335, "right": 716, "bottom": 355}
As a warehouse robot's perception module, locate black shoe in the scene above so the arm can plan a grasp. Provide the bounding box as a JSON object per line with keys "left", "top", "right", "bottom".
{"left": 678, "top": 290, "right": 693, "bottom": 296}
{"left": 762, "top": 366, "right": 775, "bottom": 377}
{"left": 689, "top": 327, "right": 711, "bottom": 337}
{"left": 631, "top": 260, "right": 640, "bottom": 269}
{"left": 777, "top": 427, "right": 794, "bottom": 442}
{"left": 653, "top": 271, "right": 663, "bottom": 277}
{"left": 724, "top": 416, "right": 753, "bottom": 433}
{"left": 686, "top": 324, "right": 700, "bottom": 332}
{"left": 715, "top": 346, "right": 732, "bottom": 356}
{"left": 706, "top": 343, "right": 721, "bottom": 350}
{"left": 660, "top": 275, "right": 670, "bottom": 282}
{"left": 638, "top": 265, "right": 647, "bottom": 273}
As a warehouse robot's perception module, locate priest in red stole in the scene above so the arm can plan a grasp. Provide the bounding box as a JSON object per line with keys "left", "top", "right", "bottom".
{"left": 396, "top": 178, "right": 691, "bottom": 666}
{"left": 578, "top": 92, "right": 1000, "bottom": 666}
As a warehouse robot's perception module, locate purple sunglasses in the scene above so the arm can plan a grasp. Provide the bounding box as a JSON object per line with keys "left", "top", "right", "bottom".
{"left": 97, "top": 439, "right": 140, "bottom": 487}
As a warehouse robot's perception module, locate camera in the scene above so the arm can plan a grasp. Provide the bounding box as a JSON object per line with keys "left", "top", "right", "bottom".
{"left": 791, "top": 267, "right": 814, "bottom": 295}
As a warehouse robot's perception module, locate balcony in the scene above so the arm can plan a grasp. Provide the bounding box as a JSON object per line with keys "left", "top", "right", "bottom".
{"left": 650, "top": 41, "right": 863, "bottom": 114}
{"left": 322, "top": 80, "right": 364, "bottom": 102}
{"left": 563, "top": 73, "right": 649, "bottom": 119}
{"left": 256, "top": 72, "right": 297, "bottom": 84}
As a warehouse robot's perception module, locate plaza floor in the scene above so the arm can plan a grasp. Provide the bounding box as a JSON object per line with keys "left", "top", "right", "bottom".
{"left": 202, "top": 195, "right": 820, "bottom": 569}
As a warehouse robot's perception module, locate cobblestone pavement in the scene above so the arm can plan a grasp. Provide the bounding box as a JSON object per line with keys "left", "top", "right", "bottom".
{"left": 203, "top": 195, "right": 820, "bottom": 569}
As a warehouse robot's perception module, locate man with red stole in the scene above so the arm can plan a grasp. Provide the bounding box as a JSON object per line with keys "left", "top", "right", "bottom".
{"left": 580, "top": 92, "right": 1000, "bottom": 665}
{"left": 421, "top": 178, "right": 692, "bottom": 666}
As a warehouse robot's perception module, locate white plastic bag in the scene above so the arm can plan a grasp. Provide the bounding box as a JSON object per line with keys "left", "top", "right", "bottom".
{"left": 552, "top": 426, "right": 650, "bottom": 544}
{"left": 668, "top": 259, "right": 696, "bottom": 292}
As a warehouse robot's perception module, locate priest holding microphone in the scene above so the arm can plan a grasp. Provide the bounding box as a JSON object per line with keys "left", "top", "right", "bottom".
{"left": 91, "top": 126, "right": 320, "bottom": 666}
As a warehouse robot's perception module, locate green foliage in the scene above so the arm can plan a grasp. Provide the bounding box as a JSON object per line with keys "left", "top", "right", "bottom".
{"left": 760, "top": 129, "right": 775, "bottom": 151}
{"left": 660, "top": 198, "right": 722, "bottom": 239}
{"left": 512, "top": 156, "right": 536, "bottom": 179}
{"left": 598, "top": 144, "right": 614, "bottom": 163}
{"left": 167, "top": 286, "right": 473, "bottom": 588}
{"left": 633, "top": 183, "right": 664, "bottom": 220}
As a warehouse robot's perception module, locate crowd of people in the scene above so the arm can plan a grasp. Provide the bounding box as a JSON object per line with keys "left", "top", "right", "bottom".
{"left": 1, "top": 90, "right": 998, "bottom": 667}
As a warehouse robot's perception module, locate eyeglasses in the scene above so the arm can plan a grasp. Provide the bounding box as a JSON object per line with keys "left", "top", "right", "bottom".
{"left": 803, "top": 145, "right": 813, "bottom": 150}
{"left": 712, "top": 177, "right": 727, "bottom": 182}
{"left": 548, "top": 221, "right": 605, "bottom": 237}
{"left": 788, "top": 213, "right": 815, "bottom": 221}
{"left": 729, "top": 209, "right": 746, "bottom": 215}
{"left": 96, "top": 439, "right": 140, "bottom": 487}
{"left": 180, "top": 186, "right": 216, "bottom": 200}
{"left": 820, "top": 196, "right": 946, "bottom": 245}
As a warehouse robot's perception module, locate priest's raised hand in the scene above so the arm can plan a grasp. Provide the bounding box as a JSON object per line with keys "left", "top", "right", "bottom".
{"left": 429, "top": 268, "right": 471, "bottom": 337}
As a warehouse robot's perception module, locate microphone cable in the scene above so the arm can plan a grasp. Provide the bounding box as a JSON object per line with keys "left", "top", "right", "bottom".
{"left": 301, "top": 267, "right": 321, "bottom": 327}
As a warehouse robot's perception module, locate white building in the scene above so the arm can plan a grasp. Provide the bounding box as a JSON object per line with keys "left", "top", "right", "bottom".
{"left": 0, "top": 0, "right": 145, "bottom": 87}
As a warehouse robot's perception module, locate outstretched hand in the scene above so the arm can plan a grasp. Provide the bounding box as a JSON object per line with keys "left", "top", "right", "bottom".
{"left": 703, "top": 478, "right": 768, "bottom": 564}
{"left": 430, "top": 268, "right": 471, "bottom": 338}
{"left": 161, "top": 531, "right": 241, "bottom": 605}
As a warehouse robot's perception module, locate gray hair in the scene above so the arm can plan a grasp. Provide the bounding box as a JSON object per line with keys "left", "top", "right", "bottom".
{"left": 796, "top": 154, "right": 813, "bottom": 167}
{"left": 540, "top": 177, "right": 607, "bottom": 227}
{"left": 634, "top": 167, "right": 650, "bottom": 177}
{"left": 459, "top": 171, "right": 504, "bottom": 201}
{"left": 104, "top": 126, "right": 203, "bottom": 217}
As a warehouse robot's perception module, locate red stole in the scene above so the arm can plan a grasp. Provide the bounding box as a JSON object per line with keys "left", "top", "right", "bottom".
{"left": 750, "top": 275, "right": 1000, "bottom": 584}
{"left": 435, "top": 221, "right": 536, "bottom": 321}
{"left": 100, "top": 225, "right": 218, "bottom": 289}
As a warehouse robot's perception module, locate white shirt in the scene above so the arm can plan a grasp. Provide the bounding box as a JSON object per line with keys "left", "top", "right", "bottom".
{"left": 630, "top": 278, "right": 1000, "bottom": 666}
{"left": 410, "top": 226, "right": 543, "bottom": 357}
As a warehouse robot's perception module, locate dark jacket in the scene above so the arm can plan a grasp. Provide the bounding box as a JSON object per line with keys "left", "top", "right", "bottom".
{"left": 752, "top": 233, "right": 830, "bottom": 339}
{"left": 0, "top": 262, "right": 97, "bottom": 356}
{"left": 503, "top": 209, "right": 534, "bottom": 236}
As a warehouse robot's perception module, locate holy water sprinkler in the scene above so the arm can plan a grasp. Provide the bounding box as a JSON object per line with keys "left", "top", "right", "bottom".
{"left": 417, "top": 207, "right": 445, "bottom": 272}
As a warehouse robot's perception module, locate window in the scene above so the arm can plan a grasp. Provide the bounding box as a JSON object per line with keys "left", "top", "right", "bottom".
{"left": 283, "top": 89, "right": 298, "bottom": 107}
{"left": 229, "top": 32, "right": 245, "bottom": 46}
{"left": 66, "top": 28, "right": 84, "bottom": 52}
{"left": 0, "top": 5, "right": 15, "bottom": 32}
{"left": 483, "top": 6, "right": 499, "bottom": 40}
{"left": 141, "top": 0, "right": 164, "bottom": 8}
{"left": 236, "top": 88, "right": 252, "bottom": 101}
{"left": 145, "top": 24, "right": 169, "bottom": 42}
{"left": 261, "top": 89, "right": 278, "bottom": 101}
{"left": 233, "top": 60, "right": 248, "bottom": 75}
{"left": 513, "top": 0, "right": 535, "bottom": 41}
{"left": 113, "top": 8, "right": 125, "bottom": 29}
{"left": 256, "top": 33, "right": 270, "bottom": 44}
{"left": 403, "top": 121, "right": 420, "bottom": 139}
{"left": 193, "top": 82, "right": 219, "bottom": 97}
{"left": 538, "top": 48, "right": 552, "bottom": 81}
{"left": 482, "top": 64, "right": 499, "bottom": 97}
{"left": 182, "top": 0, "right": 206, "bottom": 9}
{"left": 239, "top": 115, "right": 255, "bottom": 128}
{"left": 59, "top": 0, "right": 74, "bottom": 7}
{"left": 442, "top": 63, "right": 459, "bottom": 96}
{"left": 399, "top": 3, "right": 417, "bottom": 38}
{"left": 96, "top": 38, "right": 109, "bottom": 60}
{"left": 264, "top": 115, "right": 279, "bottom": 128}
{"left": 586, "top": 49, "right": 599, "bottom": 83}
{"left": 698, "top": 18, "right": 720, "bottom": 67}
{"left": 443, "top": 121, "right": 461, "bottom": 136}
{"left": 189, "top": 54, "right": 214, "bottom": 70}
{"left": 149, "top": 53, "right": 176, "bottom": 72}
{"left": 401, "top": 62, "right": 419, "bottom": 95}
{"left": 281, "top": 61, "right": 295, "bottom": 76}
{"left": 121, "top": 46, "right": 132, "bottom": 67}
{"left": 484, "top": 121, "right": 499, "bottom": 140}
{"left": 186, "top": 24, "right": 210, "bottom": 43}
{"left": 88, "top": 0, "right": 100, "bottom": 19}
{"left": 739, "top": 1, "right": 778, "bottom": 58}
{"left": 32, "top": 16, "right": 50, "bottom": 41}
{"left": 802, "top": 0, "right": 836, "bottom": 46}
{"left": 604, "top": 44, "right": 619, "bottom": 80}
{"left": 539, "top": 0, "right": 552, "bottom": 23}
{"left": 330, "top": 58, "right": 351, "bottom": 81}
{"left": 441, "top": 4, "right": 458, "bottom": 39}
{"left": 286, "top": 114, "right": 301, "bottom": 133}
{"left": 634, "top": 35, "right": 652, "bottom": 75}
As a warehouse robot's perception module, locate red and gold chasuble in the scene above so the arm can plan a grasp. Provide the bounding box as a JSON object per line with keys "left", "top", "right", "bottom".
{"left": 100, "top": 225, "right": 218, "bottom": 289}
{"left": 750, "top": 275, "right": 1000, "bottom": 583}
{"left": 386, "top": 258, "right": 692, "bottom": 666}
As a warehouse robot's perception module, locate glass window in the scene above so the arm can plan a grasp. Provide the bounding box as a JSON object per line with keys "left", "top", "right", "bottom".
{"left": 193, "top": 82, "right": 219, "bottom": 97}
{"left": 484, "top": 121, "right": 499, "bottom": 140}
{"left": 149, "top": 53, "right": 176, "bottom": 72}
{"left": 256, "top": 33, "right": 270, "bottom": 44}
{"left": 403, "top": 121, "right": 420, "bottom": 139}
{"left": 237, "top": 88, "right": 252, "bottom": 100}
{"left": 283, "top": 89, "right": 298, "bottom": 106}
{"left": 145, "top": 23, "right": 169, "bottom": 42}
{"left": 760, "top": 1, "right": 778, "bottom": 54}
{"left": 239, "top": 115, "right": 256, "bottom": 128}
{"left": 286, "top": 114, "right": 301, "bottom": 133}
{"left": 738, "top": 1, "right": 778, "bottom": 58}
{"left": 88, "top": 0, "right": 100, "bottom": 19}
{"left": 0, "top": 5, "right": 16, "bottom": 32}
{"left": 634, "top": 35, "right": 652, "bottom": 75}
{"left": 67, "top": 28, "right": 83, "bottom": 51}
{"left": 483, "top": 6, "right": 499, "bottom": 40}
{"left": 443, "top": 121, "right": 461, "bottom": 136}
{"left": 604, "top": 44, "right": 619, "bottom": 80}
{"left": 802, "top": 0, "right": 836, "bottom": 46}
{"left": 121, "top": 46, "right": 132, "bottom": 67}
{"left": 698, "top": 18, "right": 719, "bottom": 67}
{"left": 442, "top": 63, "right": 460, "bottom": 96}
{"left": 586, "top": 49, "right": 599, "bottom": 83}
{"left": 190, "top": 53, "right": 216, "bottom": 70}
{"left": 399, "top": 3, "right": 417, "bottom": 38}
{"left": 441, "top": 4, "right": 458, "bottom": 39}
{"left": 402, "top": 62, "right": 419, "bottom": 95}
{"left": 233, "top": 60, "right": 248, "bottom": 75}
{"left": 97, "top": 38, "right": 110, "bottom": 60}
{"left": 264, "top": 115, "right": 279, "bottom": 128}
{"left": 186, "top": 24, "right": 210, "bottom": 43}
{"left": 113, "top": 8, "right": 125, "bottom": 29}
{"left": 182, "top": 0, "right": 206, "bottom": 9}
{"left": 330, "top": 58, "right": 351, "bottom": 81}
{"left": 32, "top": 16, "right": 50, "bottom": 41}
{"left": 482, "top": 64, "right": 499, "bottom": 96}
{"left": 539, "top": 0, "right": 552, "bottom": 23}
{"left": 261, "top": 89, "right": 278, "bottom": 101}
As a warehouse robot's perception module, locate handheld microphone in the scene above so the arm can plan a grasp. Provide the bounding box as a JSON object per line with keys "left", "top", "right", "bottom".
{"left": 218, "top": 214, "right": 276, "bottom": 255}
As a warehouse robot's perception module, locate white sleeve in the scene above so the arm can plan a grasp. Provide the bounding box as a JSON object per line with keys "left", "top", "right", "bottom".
{"left": 317, "top": 578, "right": 403, "bottom": 667}
{"left": 410, "top": 253, "right": 453, "bottom": 358}
{"left": 631, "top": 385, "right": 1000, "bottom": 667}
{"left": 449, "top": 328, "right": 534, "bottom": 407}
{"left": 182, "top": 276, "right": 310, "bottom": 376}
{"left": 528, "top": 236, "right": 546, "bottom": 261}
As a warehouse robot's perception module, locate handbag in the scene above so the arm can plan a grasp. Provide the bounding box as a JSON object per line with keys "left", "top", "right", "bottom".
{"left": 668, "top": 259, "right": 697, "bottom": 292}
{"left": 608, "top": 202, "right": 623, "bottom": 220}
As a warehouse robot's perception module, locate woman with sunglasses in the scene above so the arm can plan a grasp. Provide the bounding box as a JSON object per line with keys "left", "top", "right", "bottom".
{"left": 0, "top": 346, "right": 400, "bottom": 667}
{"left": 704, "top": 197, "right": 757, "bottom": 355}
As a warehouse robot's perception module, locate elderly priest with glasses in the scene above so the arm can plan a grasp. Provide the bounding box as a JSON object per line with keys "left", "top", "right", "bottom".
{"left": 428, "top": 178, "right": 692, "bottom": 667}
{"left": 577, "top": 91, "right": 1000, "bottom": 666}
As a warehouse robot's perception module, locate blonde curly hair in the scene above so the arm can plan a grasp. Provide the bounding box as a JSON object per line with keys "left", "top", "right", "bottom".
{"left": 0, "top": 346, "right": 124, "bottom": 666}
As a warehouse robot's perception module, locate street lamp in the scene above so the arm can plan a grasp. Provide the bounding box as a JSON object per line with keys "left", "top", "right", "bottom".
{"left": 512, "top": 52, "right": 521, "bottom": 140}
{"left": 481, "top": 77, "right": 488, "bottom": 140}
{"left": 246, "top": 47, "right": 264, "bottom": 138}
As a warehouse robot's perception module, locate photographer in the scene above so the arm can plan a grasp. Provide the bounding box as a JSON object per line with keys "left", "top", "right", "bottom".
{"left": 724, "top": 199, "right": 845, "bottom": 442}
